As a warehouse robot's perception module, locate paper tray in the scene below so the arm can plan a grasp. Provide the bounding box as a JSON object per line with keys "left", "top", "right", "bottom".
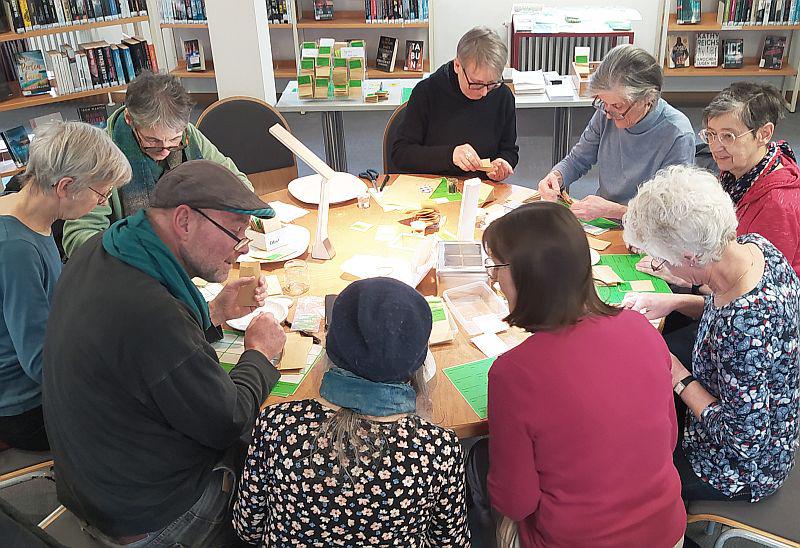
{"left": 443, "top": 281, "right": 509, "bottom": 337}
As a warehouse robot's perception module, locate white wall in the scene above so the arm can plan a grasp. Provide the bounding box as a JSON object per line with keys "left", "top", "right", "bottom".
{"left": 430, "top": 0, "right": 663, "bottom": 69}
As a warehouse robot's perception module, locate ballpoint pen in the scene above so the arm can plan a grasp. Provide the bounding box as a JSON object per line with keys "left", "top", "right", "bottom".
{"left": 379, "top": 174, "right": 390, "bottom": 192}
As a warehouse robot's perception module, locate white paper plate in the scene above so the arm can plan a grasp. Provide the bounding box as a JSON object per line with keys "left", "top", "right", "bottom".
{"left": 227, "top": 299, "right": 289, "bottom": 331}
{"left": 590, "top": 249, "right": 600, "bottom": 265}
{"left": 288, "top": 173, "right": 368, "bottom": 205}
{"left": 237, "top": 224, "right": 310, "bottom": 263}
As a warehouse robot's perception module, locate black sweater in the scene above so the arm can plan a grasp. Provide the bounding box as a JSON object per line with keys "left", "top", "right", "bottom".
{"left": 391, "top": 61, "right": 519, "bottom": 176}
{"left": 42, "top": 234, "right": 280, "bottom": 537}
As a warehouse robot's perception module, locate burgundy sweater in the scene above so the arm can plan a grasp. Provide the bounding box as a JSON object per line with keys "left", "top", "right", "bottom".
{"left": 487, "top": 310, "right": 685, "bottom": 548}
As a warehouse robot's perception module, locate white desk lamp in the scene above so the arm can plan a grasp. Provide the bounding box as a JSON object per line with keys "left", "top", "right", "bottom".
{"left": 268, "top": 123, "right": 336, "bottom": 260}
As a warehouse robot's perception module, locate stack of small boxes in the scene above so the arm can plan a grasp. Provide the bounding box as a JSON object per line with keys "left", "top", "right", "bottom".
{"left": 296, "top": 38, "right": 367, "bottom": 101}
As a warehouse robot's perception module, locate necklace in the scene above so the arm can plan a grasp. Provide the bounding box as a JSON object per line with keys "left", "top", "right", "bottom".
{"left": 713, "top": 247, "right": 755, "bottom": 298}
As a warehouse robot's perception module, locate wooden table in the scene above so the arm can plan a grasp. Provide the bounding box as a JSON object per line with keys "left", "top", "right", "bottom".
{"left": 229, "top": 174, "right": 626, "bottom": 438}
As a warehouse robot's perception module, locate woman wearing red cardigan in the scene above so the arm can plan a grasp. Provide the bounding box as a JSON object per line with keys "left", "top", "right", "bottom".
{"left": 468, "top": 203, "right": 685, "bottom": 548}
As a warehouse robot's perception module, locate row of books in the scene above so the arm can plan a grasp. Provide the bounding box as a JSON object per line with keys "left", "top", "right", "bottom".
{"left": 716, "top": 0, "right": 800, "bottom": 26}
{"left": 16, "top": 36, "right": 156, "bottom": 96}
{"left": 363, "top": 0, "right": 429, "bottom": 23}
{"left": 266, "top": 0, "right": 289, "bottom": 24}
{"left": 375, "top": 36, "right": 423, "bottom": 72}
{"left": 668, "top": 33, "right": 787, "bottom": 69}
{"left": 158, "top": 0, "right": 206, "bottom": 24}
{"left": 2, "top": 0, "right": 147, "bottom": 33}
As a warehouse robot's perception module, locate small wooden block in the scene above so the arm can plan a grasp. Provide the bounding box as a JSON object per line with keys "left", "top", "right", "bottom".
{"left": 476, "top": 158, "right": 492, "bottom": 172}
{"left": 592, "top": 265, "right": 623, "bottom": 286}
{"left": 365, "top": 94, "right": 379, "bottom": 103}
{"left": 628, "top": 280, "right": 656, "bottom": 292}
{"left": 586, "top": 235, "right": 611, "bottom": 251}
{"left": 237, "top": 262, "right": 261, "bottom": 306}
{"left": 278, "top": 332, "right": 314, "bottom": 371}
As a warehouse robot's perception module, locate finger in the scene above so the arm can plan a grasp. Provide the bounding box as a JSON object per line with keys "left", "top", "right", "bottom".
{"left": 227, "top": 276, "right": 256, "bottom": 288}
{"left": 255, "top": 274, "right": 267, "bottom": 288}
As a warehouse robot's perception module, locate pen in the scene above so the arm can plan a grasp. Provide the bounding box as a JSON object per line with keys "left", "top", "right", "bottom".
{"left": 379, "top": 174, "right": 390, "bottom": 192}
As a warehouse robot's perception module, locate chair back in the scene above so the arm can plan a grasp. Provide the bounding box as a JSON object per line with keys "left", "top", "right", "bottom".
{"left": 196, "top": 96, "right": 298, "bottom": 195}
{"left": 383, "top": 102, "right": 408, "bottom": 174}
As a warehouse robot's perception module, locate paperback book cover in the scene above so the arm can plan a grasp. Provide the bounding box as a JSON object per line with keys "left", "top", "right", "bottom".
{"left": 760, "top": 35, "right": 787, "bottom": 69}
{"left": 403, "top": 39, "right": 423, "bottom": 72}
{"left": 722, "top": 38, "right": 744, "bottom": 68}
{"left": 1, "top": 125, "right": 30, "bottom": 166}
{"left": 694, "top": 32, "right": 720, "bottom": 67}
{"left": 678, "top": 0, "right": 701, "bottom": 23}
{"left": 375, "top": 35, "right": 398, "bottom": 72}
{"left": 313, "top": 0, "right": 333, "bottom": 20}
{"left": 77, "top": 104, "right": 108, "bottom": 128}
{"left": 182, "top": 38, "right": 205, "bottom": 71}
{"left": 14, "top": 49, "right": 51, "bottom": 95}
{"left": 667, "top": 35, "right": 691, "bottom": 68}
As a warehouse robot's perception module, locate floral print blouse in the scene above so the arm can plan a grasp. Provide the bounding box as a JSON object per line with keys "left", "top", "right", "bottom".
{"left": 232, "top": 399, "right": 470, "bottom": 546}
{"left": 686, "top": 234, "right": 800, "bottom": 501}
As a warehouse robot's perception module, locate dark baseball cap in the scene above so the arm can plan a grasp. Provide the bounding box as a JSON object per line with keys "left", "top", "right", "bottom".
{"left": 150, "top": 160, "right": 275, "bottom": 218}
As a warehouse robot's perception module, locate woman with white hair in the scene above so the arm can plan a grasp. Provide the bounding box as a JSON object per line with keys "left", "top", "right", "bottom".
{"left": 539, "top": 45, "right": 695, "bottom": 220}
{"left": 622, "top": 164, "right": 800, "bottom": 504}
{"left": 0, "top": 121, "right": 131, "bottom": 450}
{"left": 391, "top": 26, "right": 518, "bottom": 181}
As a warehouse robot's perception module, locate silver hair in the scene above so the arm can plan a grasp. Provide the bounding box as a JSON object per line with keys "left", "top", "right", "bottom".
{"left": 456, "top": 26, "right": 508, "bottom": 80}
{"left": 313, "top": 354, "right": 431, "bottom": 477}
{"left": 703, "top": 81, "right": 785, "bottom": 131}
{"left": 125, "top": 72, "right": 193, "bottom": 132}
{"left": 23, "top": 121, "right": 131, "bottom": 195}
{"left": 623, "top": 164, "right": 738, "bottom": 266}
{"left": 589, "top": 44, "right": 663, "bottom": 104}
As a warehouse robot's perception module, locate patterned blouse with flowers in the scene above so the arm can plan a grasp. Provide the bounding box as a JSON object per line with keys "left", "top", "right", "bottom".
{"left": 232, "top": 399, "right": 470, "bottom": 547}
{"left": 685, "top": 234, "right": 800, "bottom": 501}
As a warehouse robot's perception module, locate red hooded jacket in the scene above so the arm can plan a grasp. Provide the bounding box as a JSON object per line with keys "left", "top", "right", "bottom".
{"left": 735, "top": 152, "right": 800, "bottom": 278}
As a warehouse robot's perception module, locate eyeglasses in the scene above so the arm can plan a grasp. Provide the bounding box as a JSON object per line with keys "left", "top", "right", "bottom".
{"left": 592, "top": 97, "right": 636, "bottom": 120}
{"left": 132, "top": 127, "right": 188, "bottom": 154}
{"left": 698, "top": 128, "right": 754, "bottom": 147}
{"left": 191, "top": 207, "right": 251, "bottom": 252}
{"left": 463, "top": 67, "right": 502, "bottom": 91}
{"left": 484, "top": 257, "right": 510, "bottom": 277}
{"left": 650, "top": 257, "right": 668, "bottom": 271}
{"left": 87, "top": 185, "right": 113, "bottom": 204}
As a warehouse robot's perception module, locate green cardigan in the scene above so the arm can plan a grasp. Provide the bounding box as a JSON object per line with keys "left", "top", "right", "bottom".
{"left": 62, "top": 107, "right": 253, "bottom": 258}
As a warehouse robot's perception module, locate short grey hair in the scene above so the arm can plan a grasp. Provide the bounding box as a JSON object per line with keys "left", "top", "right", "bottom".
{"left": 623, "top": 164, "right": 738, "bottom": 266}
{"left": 24, "top": 121, "right": 131, "bottom": 195}
{"left": 703, "top": 81, "right": 785, "bottom": 131}
{"left": 589, "top": 44, "right": 663, "bottom": 104}
{"left": 456, "top": 26, "right": 507, "bottom": 80}
{"left": 125, "top": 72, "right": 193, "bottom": 132}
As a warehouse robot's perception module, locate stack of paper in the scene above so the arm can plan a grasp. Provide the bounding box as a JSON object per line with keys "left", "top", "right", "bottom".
{"left": 511, "top": 69, "right": 546, "bottom": 95}
{"left": 546, "top": 83, "right": 575, "bottom": 100}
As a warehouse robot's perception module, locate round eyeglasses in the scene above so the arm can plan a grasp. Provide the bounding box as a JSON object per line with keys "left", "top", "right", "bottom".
{"left": 592, "top": 97, "right": 636, "bottom": 120}
{"left": 698, "top": 128, "right": 754, "bottom": 147}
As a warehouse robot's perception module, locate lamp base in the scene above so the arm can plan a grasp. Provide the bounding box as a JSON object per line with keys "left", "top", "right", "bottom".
{"left": 311, "top": 237, "right": 335, "bottom": 260}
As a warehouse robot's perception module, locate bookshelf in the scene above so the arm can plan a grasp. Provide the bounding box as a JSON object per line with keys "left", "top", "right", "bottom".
{"left": 0, "top": 15, "right": 150, "bottom": 43}
{"left": 658, "top": 0, "right": 800, "bottom": 112}
{"left": 0, "top": 84, "right": 129, "bottom": 113}
{"left": 297, "top": 10, "right": 428, "bottom": 28}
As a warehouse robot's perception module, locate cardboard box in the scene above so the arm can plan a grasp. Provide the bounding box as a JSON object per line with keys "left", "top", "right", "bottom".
{"left": 349, "top": 79, "right": 362, "bottom": 99}
{"left": 570, "top": 61, "right": 600, "bottom": 98}
{"left": 314, "top": 77, "right": 329, "bottom": 99}
{"left": 298, "top": 74, "right": 313, "bottom": 98}
{"left": 236, "top": 262, "right": 261, "bottom": 307}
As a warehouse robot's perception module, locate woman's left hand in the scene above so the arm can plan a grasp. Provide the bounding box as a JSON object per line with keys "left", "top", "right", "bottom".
{"left": 487, "top": 158, "right": 514, "bottom": 182}
{"left": 570, "top": 195, "right": 624, "bottom": 220}
{"left": 670, "top": 353, "right": 692, "bottom": 387}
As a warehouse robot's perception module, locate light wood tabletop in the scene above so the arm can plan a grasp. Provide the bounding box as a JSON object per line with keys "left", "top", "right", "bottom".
{"left": 227, "top": 174, "right": 627, "bottom": 438}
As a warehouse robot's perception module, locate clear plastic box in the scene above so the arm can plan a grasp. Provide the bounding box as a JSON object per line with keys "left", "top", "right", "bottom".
{"left": 442, "top": 281, "right": 509, "bottom": 336}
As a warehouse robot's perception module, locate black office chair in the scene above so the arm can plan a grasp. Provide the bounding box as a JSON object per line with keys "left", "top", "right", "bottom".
{"left": 196, "top": 96, "right": 298, "bottom": 195}
{"left": 0, "top": 497, "right": 65, "bottom": 548}
{"left": 383, "top": 102, "right": 408, "bottom": 174}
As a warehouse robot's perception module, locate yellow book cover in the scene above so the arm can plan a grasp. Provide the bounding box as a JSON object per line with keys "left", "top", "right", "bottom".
{"left": 20, "top": 0, "right": 31, "bottom": 30}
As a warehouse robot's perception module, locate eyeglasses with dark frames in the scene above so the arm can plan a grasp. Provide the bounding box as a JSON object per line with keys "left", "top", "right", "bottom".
{"left": 463, "top": 67, "right": 503, "bottom": 91}
{"left": 191, "top": 207, "right": 251, "bottom": 252}
{"left": 484, "top": 257, "right": 510, "bottom": 276}
{"left": 87, "top": 185, "right": 113, "bottom": 203}
{"left": 650, "top": 257, "right": 668, "bottom": 272}
{"left": 132, "top": 127, "right": 188, "bottom": 154}
{"left": 592, "top": 97, "right": 636, "bottom": 120}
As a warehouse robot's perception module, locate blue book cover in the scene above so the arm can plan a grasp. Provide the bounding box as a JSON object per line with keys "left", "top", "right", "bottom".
{"left": 119, "top": 44, "right": 136, "bottom": 82}
{"left": 1, "top": 126, "right": 31, "bottom": 167}
{"left": 110, "top": 46, "right": 126, "bottom": 84}
{"left": 14, "top": 50, "right": 51, "bottom": 96}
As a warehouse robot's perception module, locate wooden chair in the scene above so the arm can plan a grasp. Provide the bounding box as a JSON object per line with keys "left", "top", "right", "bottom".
{"left": 686, "top": 452, "right": 800, "bottom": 548}
{"left": 196, "top": 96, "right": 298, "bottom": 195}
{"left": 40, "top": 506, "right": 105, "bottom": 547}
{"left": 0, "top": 449, "right": 53, "bottom": 489}
{"left": 382, "top": 102, "right": 408, "bottom": 174}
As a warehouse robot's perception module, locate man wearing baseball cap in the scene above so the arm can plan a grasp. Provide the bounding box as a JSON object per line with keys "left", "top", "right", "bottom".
{"left": 42, "top": 160, "right": 285, "bottom": 546}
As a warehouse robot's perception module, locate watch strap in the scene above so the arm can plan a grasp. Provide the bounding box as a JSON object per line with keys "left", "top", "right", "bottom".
{"left": 674, "top": 374, "right": 696, "bottom": 395}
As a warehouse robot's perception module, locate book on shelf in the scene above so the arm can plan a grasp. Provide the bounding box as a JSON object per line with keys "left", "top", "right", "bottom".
{"left": 365, "top": 0, "right": 428, "bottom": 23}
{"left": 160, "top": 0, "right": 206, "bottom": 23}
{"left": 28, "top": 111, "right": 62, "bottom": 130}
{"left": 2, "top": 0, "right": 147, "bottom": 33}
{"left": 77, "top": 103, "right": 108, "bottom": 128}
{"left": 403, "top": 39, "right": 423, "bottom": 72}
{"left": 694, "top": 32, "right": 720, "bottom": 67}
{"left": 266, "top": 0, "right": 289, "bottom": 24}
{"left": 1, "top": 125, "right": 30, "bottom": 167}
{"left": 15, "top": 50, "right": 50, "bottom": 95}
{"left": 677, "top": 0, "right": 701, "bottom": 23}
{"left": 375, "top": 35, "right": 398, "bottom": 72}
{"left": 722, "top": 38, "right": 744, "bottom": 68}
{"left": 760, "top": 34, "right": 787, "bottom": 68}
{"left": 667, "top": 34, "right": 691, "bottom": 68}
{"left": 182, "top": 38, "right": 206, "bottom": 71}
{"left": 313, "top": 0, "right": 333, "bottom": 21}
{"left": 717, "top": 0, "right": 800, "bottom": 26}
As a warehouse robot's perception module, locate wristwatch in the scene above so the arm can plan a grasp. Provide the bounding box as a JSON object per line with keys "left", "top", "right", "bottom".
{"left": 674, "top": 374, "right": 696, "bottom": 396}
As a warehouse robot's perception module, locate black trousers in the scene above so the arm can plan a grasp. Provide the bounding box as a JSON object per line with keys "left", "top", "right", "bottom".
{"left": 0, "top": 406, "right": 49, "bottom": 451}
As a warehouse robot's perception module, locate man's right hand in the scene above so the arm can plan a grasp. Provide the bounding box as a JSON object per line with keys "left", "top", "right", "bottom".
{"left": 452, "top": 144, "right": 483, "bottom": 172}
{"left": 244, "top": 312, "right": 286, "bottom": 362}
{"left": 538, "top": 171, "right": 562, "bottom": 202}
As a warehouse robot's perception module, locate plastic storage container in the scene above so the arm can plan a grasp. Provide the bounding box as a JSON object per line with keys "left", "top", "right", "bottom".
{"left": 442, "top": 281, "right": 509, "bottom": 336}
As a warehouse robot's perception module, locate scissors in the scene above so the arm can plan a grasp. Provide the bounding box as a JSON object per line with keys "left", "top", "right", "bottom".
{"left": 358, "top": 169, "right": 379, "bottom": 191}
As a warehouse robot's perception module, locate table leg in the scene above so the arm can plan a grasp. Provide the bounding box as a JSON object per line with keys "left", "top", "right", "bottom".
{"left": 552, "top": 107, "right": 572, "bottom": 166}
{"left": 321, "top": 111, "right": 348, "bottom": 172}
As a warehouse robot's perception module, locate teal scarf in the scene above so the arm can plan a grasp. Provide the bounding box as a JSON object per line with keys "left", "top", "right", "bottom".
{"left": 103, "top": 210, "right": 211, "bottom": 330}
{"left": 319, "top": 367, "right": 417, "bottom": 416}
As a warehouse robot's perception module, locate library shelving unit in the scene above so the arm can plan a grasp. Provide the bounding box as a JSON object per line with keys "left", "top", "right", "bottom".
{"left": 657, "top": 2, "right": 800, "bottom": 111}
